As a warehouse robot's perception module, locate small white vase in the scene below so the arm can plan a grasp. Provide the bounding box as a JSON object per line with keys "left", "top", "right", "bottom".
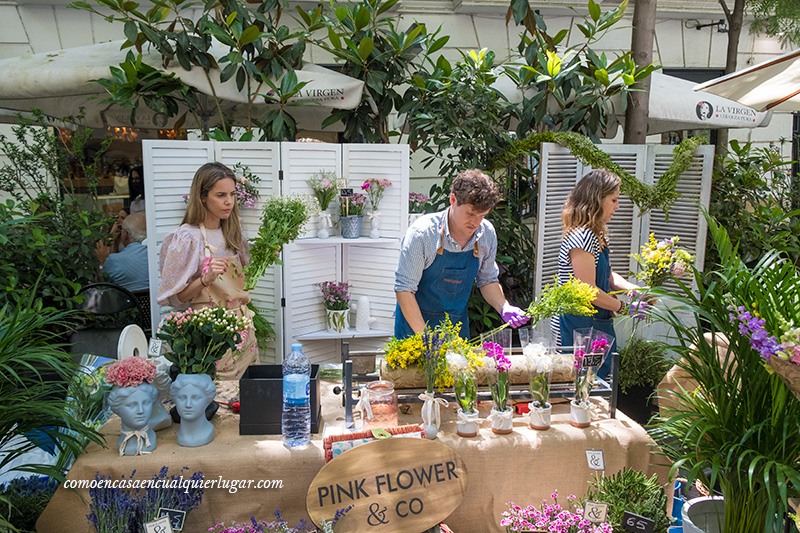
{"left": 421, "top": 398, "right": 438, "bottom": 439}
{"left": 326, "top": 309, "right": 348, "bottom": 334}
{"left": 369, "top": 210, "right": 381, "bottom": 239}
{"left": 317, "top": 212, "right": 332, "bottom": 239}
{"left": 570, "top": 399, "right": 592, "bottom": 428}
{"left": 456, "top": 408, "right": 480, "bottom": 438}
{"left": 489, "top": 406, "right": 514, "bottom": 435}
{"left": 529, "top": 401, "right": 552, "bottom": 430}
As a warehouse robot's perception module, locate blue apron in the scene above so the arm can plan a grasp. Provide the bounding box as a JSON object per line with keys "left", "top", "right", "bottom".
{"left": 559, "top": 245, "right": 617, "bottom": 379}
{"left": 395, "top": 222, "right": 480, "bottom": 340}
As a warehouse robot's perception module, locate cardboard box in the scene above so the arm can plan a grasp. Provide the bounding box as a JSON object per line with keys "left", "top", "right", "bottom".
{"left": 239, "top": 364, "right": 321, "bottom": 435}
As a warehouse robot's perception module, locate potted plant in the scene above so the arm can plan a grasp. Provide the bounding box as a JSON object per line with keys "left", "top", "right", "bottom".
{"left": 648, "top": 217, "right": 800, "bottom": 532}
{"left": 105, "top": 357, "right": 158, "bottom": 456}
{"left": 447, "top": 350, "right": 479, "bottom": 437}
{"left": 583, "top": 467, "right": 671, "bottom": 533}
{"left": 315, "top": 281, "right": 351, "bottom": 334}
{"left": 361, "top": 178, "right": 392, "bottom": 239}
{"left": 307, "top": 170, "right": 341, "bottom": 239}
{"left": 501, "top": 493, "right": 612, "bottom": 532}
{"left": 484, "top": 341, "right": 513, "bottom": 434}
{"left": 617, "top": 336, "right": 671, "bottom": 425}
{"left": 338, "top": 191, "right": 366, "bottom": 239}
{"left": 408, "top": 192, "right": 429, "bottom": 225}
{"left": 524, "top": 342, "right": 554, "bottom": 430}
{"left": 571, "top": 330, "right": 614, "bottom": 428}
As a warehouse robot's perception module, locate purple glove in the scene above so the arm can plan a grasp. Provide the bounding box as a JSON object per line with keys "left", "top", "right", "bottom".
{"left": 501, "top": 304, "right": 530, "bottom": 328}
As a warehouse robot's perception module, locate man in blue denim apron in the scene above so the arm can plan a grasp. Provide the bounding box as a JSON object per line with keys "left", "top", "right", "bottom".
{"left": 394, "top": 170, "right": 528, "bottom": 339}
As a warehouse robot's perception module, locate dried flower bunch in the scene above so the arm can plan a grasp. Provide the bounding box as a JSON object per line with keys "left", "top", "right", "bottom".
{"left": 105, "top": 357, "right": 156, "bottom": 388}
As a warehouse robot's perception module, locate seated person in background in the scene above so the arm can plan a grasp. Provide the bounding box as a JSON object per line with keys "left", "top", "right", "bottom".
{"left": 129, "top": 165, "right": 146, "bottom": 214}
{"left": 101, "top": 212, "right": 149, "bottom": 291}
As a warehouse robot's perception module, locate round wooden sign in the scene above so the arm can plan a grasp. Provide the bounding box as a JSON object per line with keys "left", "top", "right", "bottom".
{"left": 306, "top": 437, "right": 468, "bottom": 533}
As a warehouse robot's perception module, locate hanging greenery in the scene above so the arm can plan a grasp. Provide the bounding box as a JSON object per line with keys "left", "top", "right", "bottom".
{"left": 489, "top": 131, "right": 704, "bottom": 217}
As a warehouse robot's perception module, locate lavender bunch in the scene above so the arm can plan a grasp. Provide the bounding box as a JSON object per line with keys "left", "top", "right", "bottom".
{"left": 140, "top": 466, "right": 204, "bottom": 524}
{"left": 86, "top": 473, "right": 140, "bottom": 533}
{"left": 421, "top": 328, "right": 445, "bottom": 393}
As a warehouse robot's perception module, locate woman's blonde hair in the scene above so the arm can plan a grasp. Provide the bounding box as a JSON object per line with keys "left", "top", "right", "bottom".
{"left": 182, "top": 162, "right": 243, "bottom": 252}
{"left": 561, "top": 169, "right": 621, "bottom": 246}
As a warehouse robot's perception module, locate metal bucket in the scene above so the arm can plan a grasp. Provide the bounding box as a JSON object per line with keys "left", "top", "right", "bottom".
{"left": 681, "top": 496, "right": 725, "bottom": 533}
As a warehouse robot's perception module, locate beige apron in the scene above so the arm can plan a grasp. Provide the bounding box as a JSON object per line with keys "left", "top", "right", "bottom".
{"left": 190, "top": 224, "right": 258, "bottom": 380}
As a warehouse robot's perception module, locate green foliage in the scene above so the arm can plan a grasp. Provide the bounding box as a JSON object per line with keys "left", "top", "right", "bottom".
{"left": 584, "top": 467, "right": 671, "bottom": 533}
{"left": 0, "top": 476, "right": 59, "bottom": 533}
{"left": 707, "top": 140, "right": 800, "bottom": 270}
{"left": 244, "top": 194, "right": 312, "bottom": 291}
{"left": 648, "top": 216, "right": 800, "bottom": 532}
{"left": 298, "top": 0, "right": 446, "bottom": 143}
{"left": 617, "top": 336, "right": 671, "bottom": 393}
{"left": 748, "top": 0, "right": 800, "bottom": 48}
{"left": 505, "top": 0, "right": 660, "bottom": 141}
{"left": 0, "top": 113, "right": 112, "bottom": 308}
{"left": 0, "top": 298, "right": 104, "bottom": 483}
{"left": 247, "top": 302, "right": 275, "bottom": 352}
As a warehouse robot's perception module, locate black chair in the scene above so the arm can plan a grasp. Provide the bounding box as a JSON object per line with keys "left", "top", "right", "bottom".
{"left": 68, "top": 282, "right": 146, "bottom": 361}
{"left": 131, "top": 289, "right": 153, "bottom": 338}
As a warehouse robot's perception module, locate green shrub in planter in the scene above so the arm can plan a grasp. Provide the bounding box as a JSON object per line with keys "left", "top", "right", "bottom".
{"left": 617, "top": 336, "right": 672, "bottom": 425}
{"left": 584, "top": 467, "right": 671, "bottom": 533}
{"left": 0, "top": 476, "right": 59, "bottom": 532}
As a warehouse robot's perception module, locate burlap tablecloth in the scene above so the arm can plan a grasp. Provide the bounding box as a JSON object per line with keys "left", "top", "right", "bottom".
{"left": 38, "top": 381, "right": 669, "bottom": 533}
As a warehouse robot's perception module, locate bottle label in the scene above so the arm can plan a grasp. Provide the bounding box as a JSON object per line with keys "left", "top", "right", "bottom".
{"left": 284, "top": 374, "right": 310, "bottom": 405}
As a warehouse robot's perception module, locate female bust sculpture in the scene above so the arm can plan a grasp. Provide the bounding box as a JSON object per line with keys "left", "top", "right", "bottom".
{"left": 171, "top": 374, "right": 216, "bottom": 447}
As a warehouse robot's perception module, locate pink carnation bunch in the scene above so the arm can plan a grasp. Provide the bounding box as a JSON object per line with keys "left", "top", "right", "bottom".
{"left": 105, "top": 357, "right": 157, "bottom": 388}
{"left": 361, "top": 178, "right": 392, "bottom": 211}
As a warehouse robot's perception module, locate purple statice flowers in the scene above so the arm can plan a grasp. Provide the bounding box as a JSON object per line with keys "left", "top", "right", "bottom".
{"left": 728, "top": 305, "right": 780, "bottom": 361}
{"left": 315, "top": 281, "right": 350, "bottom": 311}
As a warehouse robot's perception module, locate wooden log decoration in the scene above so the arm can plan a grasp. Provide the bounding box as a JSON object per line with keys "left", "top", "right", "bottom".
{"left": 380, "top": 354, "right": 577, "bottom": 389}
{"left": 307, "top": 438, "right": 468, "bottom": 533}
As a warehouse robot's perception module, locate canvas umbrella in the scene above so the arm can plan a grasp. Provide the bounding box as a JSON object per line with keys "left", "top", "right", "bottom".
{"left": 0, "top": 40, "right": 365, "bottom": 131}
{"left": 694, "top": 48, "right": 800, "bottom": 112}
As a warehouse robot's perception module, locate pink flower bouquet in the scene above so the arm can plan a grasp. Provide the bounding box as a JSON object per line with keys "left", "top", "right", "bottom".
{"left": 105, "top": 357, "right": 156, "bottom": 388}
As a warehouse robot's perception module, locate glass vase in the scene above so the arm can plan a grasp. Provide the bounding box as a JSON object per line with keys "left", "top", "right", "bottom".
{"left": 360, "top": 380, "right": 398, "bottom": 429}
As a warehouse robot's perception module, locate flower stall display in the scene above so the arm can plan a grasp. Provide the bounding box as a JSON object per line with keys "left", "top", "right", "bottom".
{"left": 362, "top": 178, "right": 392, "bottom": 238}
{"left": 419, "top": 327, "right": 447, "bottom": 439}
{"left": 104, "top": 357, "right": 158, "bottom": 456}
{"left": 338, "top": 191, "right": 366, "bottom": 239}
{"left": 307, "top": 170, "right": 342, "bottom": 239}
{"left": 448, "top": 350, "right": 480, "bottom": 437}
{"left": 484, "top": 341, "right": 513, "bottom": 434}
{"left": 631, "top": 233, "right": 695, "bottom": 287}
{"left": 571, "top": 330, "right": 614, "bottom": 428}
{"left": 244, "top": 194, "right": 312, "bottom": 291}
{"left": 316, "top": 281, "right": 351, "bottom": 334}
{"left": 501, "top": 494, "right": 612, "bottom": 532}
{"left": 525, "top": 342, "right": 554, "bottom": 430}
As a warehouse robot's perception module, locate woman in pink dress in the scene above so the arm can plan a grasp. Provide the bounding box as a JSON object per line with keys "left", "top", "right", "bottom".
{"left": 157, "top": 162, "right": 257, "bottom": 380}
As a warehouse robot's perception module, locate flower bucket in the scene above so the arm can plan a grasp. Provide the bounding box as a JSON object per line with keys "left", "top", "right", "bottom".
{"left": 340, "top": 215, "right": 363, "bottom": 239}
{"left": 326, "top": 309, "right": 348, "bottom": 334}
{"left": 529, "top": 401, "right": 552, "bottom": 430}
{"left": 456, "top": 408, "right": 480, "bottom": 437}
{"left": 569, "top": 399, "right": 592, "bottom": 428}
{"left": 681, "top": 496, "right": 725, "bottom": 533}
{"left": 489, "top": 407, "right": 514, "bottom": 434}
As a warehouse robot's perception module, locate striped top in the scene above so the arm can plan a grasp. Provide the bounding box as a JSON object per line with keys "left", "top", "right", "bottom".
{"left": 551, "top": 227, "right": 603, "bottom": 345}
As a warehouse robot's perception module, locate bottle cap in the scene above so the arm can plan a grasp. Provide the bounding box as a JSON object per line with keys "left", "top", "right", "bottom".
{"left": 291, "top": 343, "right": 303, "bottom": 351}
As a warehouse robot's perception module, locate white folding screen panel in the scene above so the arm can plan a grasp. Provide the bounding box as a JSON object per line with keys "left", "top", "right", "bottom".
{"left": 282, "top": 242, "right": 341, "bottom": 364}
{"left": 216, "top": 142, "right": 282, "bottom": 363}
{"left": 342, "top": 144, "right": 410, "bottom": 239}
{"left": 641, "top": 144, "right": 714, "bottom": 279}
{"left": 344, "top": 243, "right": 401, "bottom": 333}
{"left": 143, "top": 140, "right": 214, "bottom": 333}
{"left": 281, "top": 142, "right": 341, "bottom": 239}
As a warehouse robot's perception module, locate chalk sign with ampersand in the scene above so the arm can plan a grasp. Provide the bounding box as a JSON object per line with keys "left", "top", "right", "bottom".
{"left": 306, "top": 438, "right": 468, "bottom": 533}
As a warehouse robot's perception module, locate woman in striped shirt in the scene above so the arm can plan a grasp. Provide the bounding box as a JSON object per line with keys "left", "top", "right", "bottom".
{"left": 551, "top": 169, "right": 641, "bottom": 379}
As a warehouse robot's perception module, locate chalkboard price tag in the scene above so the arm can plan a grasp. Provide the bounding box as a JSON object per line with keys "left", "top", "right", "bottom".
{"left": 581, "top": 353, "right": 603, "bottom": 368}
{"left": 622, "top": 511, "right": 655, "bottom": 533}
{"left": 340, "top": 188, "right": 354, "bottom": 197}
{"left": 157, "top": 508, "right": 186, "bottom": 531}
{"left": 585, "top": 449, "right": 605, "bottom": 471}
{"left": 583, "top": 501, "right": 609, "bottom": 524}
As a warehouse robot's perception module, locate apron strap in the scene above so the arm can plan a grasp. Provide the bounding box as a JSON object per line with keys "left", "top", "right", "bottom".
{"left": 436, "top": 215, "right": 480, "bottom": 257}
{"left": 199, "top": 223, "right": 217, "bottom": 258}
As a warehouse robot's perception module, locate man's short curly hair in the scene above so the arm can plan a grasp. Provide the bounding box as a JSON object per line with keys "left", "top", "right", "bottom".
{"left": 450, "top": 169, "right": 500, "bottom": 211}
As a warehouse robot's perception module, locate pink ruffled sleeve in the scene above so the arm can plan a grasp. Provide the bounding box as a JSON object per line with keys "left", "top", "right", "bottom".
{"left": 157, "top": 226, "right": 203, "bottom": 308}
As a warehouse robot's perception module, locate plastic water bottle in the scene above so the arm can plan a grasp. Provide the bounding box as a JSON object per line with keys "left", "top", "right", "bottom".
{"left": 282, "top": 343, "right": 311, "bottom": 448}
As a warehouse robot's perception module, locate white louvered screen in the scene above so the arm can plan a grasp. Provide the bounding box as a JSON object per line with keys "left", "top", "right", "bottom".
{"left": 216, "top": 142, "right": 282, "bottom": 363}
{"left": 144, "top": 140, "right": 214, "bottom": 333}
{"left": 282, "top": 242, "right": 341, "bottom": 364}
{"left": 342, "top": 144, "right": 410, "bottom": 239}
{"left": 640, "top": 144, "right": 714, "bottom": 285}
{"left": 344, "top": 243, "right": 400, "bottom": 333}
{"left": 281, "top": 142, "right": 341, "bottom": 239}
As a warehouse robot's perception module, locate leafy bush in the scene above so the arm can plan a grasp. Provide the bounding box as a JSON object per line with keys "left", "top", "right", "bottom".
{"left": 707, "top": 140, "right": 800, "bottom": 270}
{"left": 0, "top": 476, "right": 59, "bottom": 532}
{"left": 618, "top": 336, "right": 671, "bottom": 393}
{"left": 584, "top": 467, "right": 671, "bottom": 533}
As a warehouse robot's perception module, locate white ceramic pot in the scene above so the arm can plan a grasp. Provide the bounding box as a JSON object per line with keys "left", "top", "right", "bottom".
{"left": 421, "top": 397, "right": 438, "bottom": 439}
{"left": 529, "top": 402, "right": 552, "bottom": 430}
{"left": 369, "top": 211, "right": 381, "bottom": 239}
{"left": 326, "top": 309, "right": 348, "bottom": 334}
{"left": 489, "top": 406, "right": 514, "bottom": 435}
{"left": 317, "top": 212, "right": 332, "bottom": 239}
{"left": 569, "top": 399, "right": 592, "bottom": 428}
{"left": 456, "top": 408, "right": 480, "bottom": 438}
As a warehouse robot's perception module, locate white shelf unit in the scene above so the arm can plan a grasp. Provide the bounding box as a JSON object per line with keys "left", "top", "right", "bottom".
{"left": 144, "top": 140, "right": 409, "bottom": 366}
